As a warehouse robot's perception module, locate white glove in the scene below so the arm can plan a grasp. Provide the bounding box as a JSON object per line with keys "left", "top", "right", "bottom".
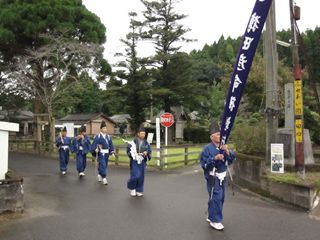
{"left": 136, "top": 155, "right": 144, "bottom": 164}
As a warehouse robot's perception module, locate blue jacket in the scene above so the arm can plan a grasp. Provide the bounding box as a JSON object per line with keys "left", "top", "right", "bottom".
{"left": 91, "top": 133, "right": 114, "bottom": 156}
{"left": 126, "top": 138, "right": 152, "bottom": 162}
{"left": 72, "top": 135, "right": 91, "bottom": 155}
{"left": 55, "top": 135, "right": 72, "bottom": 149}
{"left": 200, "top": 143, "right": 236, "bottom": 178}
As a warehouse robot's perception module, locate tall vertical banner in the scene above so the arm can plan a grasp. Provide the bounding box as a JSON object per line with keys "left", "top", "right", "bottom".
{"left": 220, "top": 0, "right": 273, "bottom": 146}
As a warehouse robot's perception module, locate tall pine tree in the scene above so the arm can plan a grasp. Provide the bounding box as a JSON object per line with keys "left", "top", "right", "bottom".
{"left": 115, "top": 12, "right": 151, "bottom": 132}
{"left": 140, "top": 0, "right": 196, "bottom": 112}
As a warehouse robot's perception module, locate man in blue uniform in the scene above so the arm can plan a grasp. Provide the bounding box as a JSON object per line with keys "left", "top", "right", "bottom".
{"left": 91, "top": 121, "right": 114, "bottom": 185}
{"left": 200, "top": 122, "right": 236, "bottom": 230}
{"left": 72, "top": 125, "right": 91, "bottom": 178}
{"left": 55, "top": 126, "right": 72, "bottom": 175}
{"left": 126, "top": 126, "right": 152, "bottom": 197}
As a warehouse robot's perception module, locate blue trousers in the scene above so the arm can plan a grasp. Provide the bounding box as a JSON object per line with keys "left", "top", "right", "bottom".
{"left": 127, "top": 160, "right": 146, "bottom": 192}
{"left": 59, "top": 149, "right": 69, "bottom": 172}
{"left": 76, "top": 153, "right": 87, "bottom": 173}
{"left": 206, "top": 176, "right": 225, "bottom": 223}
{"left": 98, "top": 154, "right": 109, "bottom": 178}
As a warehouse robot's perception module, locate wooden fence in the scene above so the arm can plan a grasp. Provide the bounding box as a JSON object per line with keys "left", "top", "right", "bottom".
{"left": 9, "top": 139, "right": 203, "bottom": 170}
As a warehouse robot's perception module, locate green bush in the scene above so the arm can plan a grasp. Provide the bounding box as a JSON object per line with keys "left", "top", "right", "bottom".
{"left": 251, "top": 112, "right": 263, "bottom": 121}
{"left": 304, "top": 107, "right": 320, "bottom": 144}
{"left": 230, "top": 120, "right": 266, "bottom": 154}
{"left": 248, "top": 117, "right": 259, "bottom": 125}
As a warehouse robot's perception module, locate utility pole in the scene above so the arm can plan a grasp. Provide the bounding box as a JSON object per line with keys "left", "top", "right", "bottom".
{"left": 264, "top": 0, "right": 279, "bottom": 170}
{"left": 289, "top": 0, "right": 305, "bottom": 175}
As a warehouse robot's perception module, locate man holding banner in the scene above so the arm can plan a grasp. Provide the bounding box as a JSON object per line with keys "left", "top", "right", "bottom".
{"left": 200, "top": 122, "right": 236, "bottom": 230}
{"left": 200, "top": 0, "right": 273, "bottom": 231}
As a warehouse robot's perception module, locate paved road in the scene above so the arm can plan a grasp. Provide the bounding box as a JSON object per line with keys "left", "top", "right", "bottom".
{"left": 0, "top": 153, "right": 319, "bottom": 240}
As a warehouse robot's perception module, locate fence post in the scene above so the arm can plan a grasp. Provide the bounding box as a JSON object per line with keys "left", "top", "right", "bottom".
{"left": 37, "top": 141, "right": 41, "bottom": 154}
{"left": 160, "top": 147, "right": 164, "bottom": 170}
{"left": 50, "top": 142, "right": 54, "bottom": 153}
{"left": 184, "top": 147, "right": 188, "bottom": 165}
{"left": 51, "top": 142, "right": 56, "bottom": 157}
{"left": 115, "top": 147, "right": 119, "bottom": 165}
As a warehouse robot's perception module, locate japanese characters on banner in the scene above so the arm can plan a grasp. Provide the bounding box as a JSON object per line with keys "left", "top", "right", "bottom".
{"left": 219, "top": 0, "right": 273, "bottom": 146}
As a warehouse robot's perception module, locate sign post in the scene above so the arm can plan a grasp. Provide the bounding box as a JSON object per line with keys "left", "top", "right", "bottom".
{"left": 156, "top": 118, "right": 161, "bottom": 167}
{"left": 160, "top": 113, "right": 174, "bottom": 169}
{"left": 289, "top": 0, "right": 304, "bottom": 175}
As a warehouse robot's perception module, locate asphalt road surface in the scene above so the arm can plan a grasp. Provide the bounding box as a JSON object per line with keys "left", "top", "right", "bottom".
{"left": 0, "top": 153, "right": 319, "bottom": 240}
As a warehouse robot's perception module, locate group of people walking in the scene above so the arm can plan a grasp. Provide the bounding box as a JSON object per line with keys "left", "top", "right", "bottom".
{"left": 55, "top": 121, "right": 151, "bottom": 197}
{"left": 55, "top": 120, "right": 236, "bottom": 230}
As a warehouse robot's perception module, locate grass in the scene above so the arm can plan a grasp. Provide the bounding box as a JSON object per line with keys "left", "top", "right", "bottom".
{"left": 111, "top": 136, "right": 132, "bottom": 147}
{"left": 267, "top": 171, "right": 320, "bottom": 191}
{"left": 110, "top": 136, "right": 203, "bottom": 169}
{"left": 9, "top": 138, "right": 243, "bottom": 170}
{"left": 9, "top": 136, "right": 204, "bottom": 170}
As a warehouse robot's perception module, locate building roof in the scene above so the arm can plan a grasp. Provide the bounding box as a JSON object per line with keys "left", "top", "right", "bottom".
{"left": 0, "top": 110, "right": 33, "bottom": 121}
{"left": 170, "top": 106, "right": 185, "bottom": 119}
{"left": 0, "top": 110, "right": 6, "bottom": 120}
{"left": 150, "top": 106, "right": 188, "bottom": 123}
{"left": 14, "top": 110, "right": 34, "bottom": 120}
{"left": 110, "top": 114, "right": 131, "bottom": 124}
{"left": 57, "top": 113, "right": 115, "bottom": 125}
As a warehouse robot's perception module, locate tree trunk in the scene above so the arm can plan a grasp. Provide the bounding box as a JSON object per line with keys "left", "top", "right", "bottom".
{"left": 47, "top": 103, "right": 56, "bottom": 144}
{"left": 33, "top": 96, "right": 43, "bottom": 142}
{"left": 168, "top": 125, "right": 175, "bottom": 144}
{"left": 164, "top": 99, "right": 171, "bottom": 112}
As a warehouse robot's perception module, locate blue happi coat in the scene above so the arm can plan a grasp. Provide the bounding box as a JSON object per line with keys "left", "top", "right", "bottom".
{"left": 55, "top": 135, "right": 72, "bottom": 172}
{"left": 127, "top": 138, "right": 152, "bottom": 193}
{"left": 72, "top": 135, "right": 91, "bottom": 173}
{"left": 200, "top": 143, "right": 236, "bottom": 223}
{"left": 91, "top": 133, "right": 114, "bottom": 178}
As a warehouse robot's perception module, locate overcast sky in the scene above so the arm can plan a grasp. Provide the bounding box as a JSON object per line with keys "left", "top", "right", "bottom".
{"left": 82, "top": 0, "right": 320, "bottom": 64}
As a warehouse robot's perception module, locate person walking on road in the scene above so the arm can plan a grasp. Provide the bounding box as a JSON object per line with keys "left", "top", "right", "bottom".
{"left": 55, "top": 126, "right": 72, "bottom": 175}
{"left": 72, "top": 125, "right": 91, "bottom": 178}
{"left": 200, "top": 122, "right": 236, "bottom": 230}
{"left": 91, "top": 121, "right": 115, "bottom": 185}
{"left": 126, "top": 126, "right": 152, "bottom": 197}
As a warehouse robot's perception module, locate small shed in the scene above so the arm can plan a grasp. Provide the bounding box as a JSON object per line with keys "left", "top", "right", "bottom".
{"left": 171, "top": 106, "right": 187, "bottom": 142}
{"left": 56, "top": 113, "right": 115, "bottom": 136}
{"left": 110, "top": 114, "right": 132, "bottom": 135}
{"left": 150, "top": 106, "right": 187, "bottom": 143}
{"left": 0, "top": 109, "right": 34, "bottom": 137}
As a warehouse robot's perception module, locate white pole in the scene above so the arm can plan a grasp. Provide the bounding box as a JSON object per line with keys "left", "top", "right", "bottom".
{"left": 0, "top": 130, "right": 9, "bottom": 180}
{"left": 165, "top": 126, "right": 168, "bottom": 168}
{"left": 0, "top": 122, "right": 19, "bottom": 180}
{"left": 156, "top": 118, "right": 161, "bottom": 167}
